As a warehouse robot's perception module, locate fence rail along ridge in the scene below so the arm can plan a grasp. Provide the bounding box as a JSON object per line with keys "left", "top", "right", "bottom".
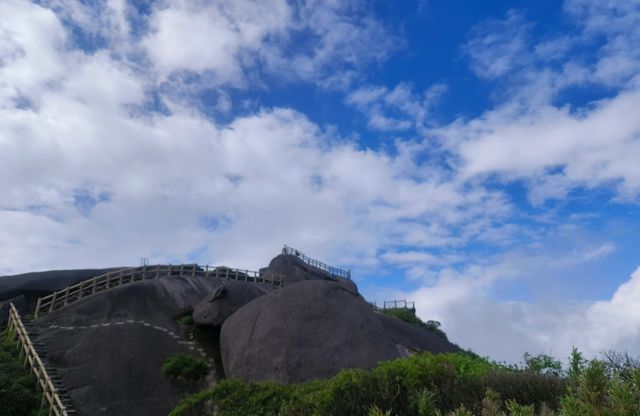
{"left": 35, "top": 264, "right": 285, "bottom": 319}
{"left": 282, "top": 245, "right": 351, "bottom": 279}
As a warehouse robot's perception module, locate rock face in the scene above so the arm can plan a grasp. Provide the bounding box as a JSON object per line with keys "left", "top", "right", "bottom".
{"left": 193, "top": 279, "right": 268, "bottom": 327}
{"left": 0, "top": 294, "right": 26, "bottom": 322}
{"left": 220, "top": 279, "right": 460, "bottom": 383}
{"left": 34, "top": 275, "right": 225, "bottom": 416}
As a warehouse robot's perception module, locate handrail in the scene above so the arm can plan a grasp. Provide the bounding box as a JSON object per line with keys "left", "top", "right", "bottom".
{"left": 34, "top": 264, "right": 285, "bottom": 319}
{"left": 370, "top": 299, "right": 416, "bottom": 312}
{"left": 7, "top": 303, "right": 72, "bottom": 416}
{"left": 282, "top": 245, "right": 351, "bottom": 279}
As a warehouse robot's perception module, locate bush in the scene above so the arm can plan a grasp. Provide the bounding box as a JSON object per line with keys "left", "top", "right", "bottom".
{"left": 170, "top": 352, "right": 569, "bottom": 416}
{"left": 161, "top": 355, "right": 208, "bottom": 381}
{"left": 169, "top": 349, "right": 640, "bottom": 416}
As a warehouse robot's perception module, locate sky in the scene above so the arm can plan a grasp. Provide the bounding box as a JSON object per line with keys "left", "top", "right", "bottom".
{"left": 1, "top": 0, "right": 639, "bottom": 364}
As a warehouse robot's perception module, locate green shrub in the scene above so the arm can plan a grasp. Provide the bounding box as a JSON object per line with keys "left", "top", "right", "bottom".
{"left": 482, "top": 371, "right": 567, "bottom": 411}
{"left": 161, "top": 355, "right": 208, "bottom": 381}
{"left": 170, "top": 352, "right": 545, "bottom": 416}
{"left": 0, "top": 330, "right": 43, "bottom": 416}
{"left": 179, "top": 314, "right": 194, "bottom": 326}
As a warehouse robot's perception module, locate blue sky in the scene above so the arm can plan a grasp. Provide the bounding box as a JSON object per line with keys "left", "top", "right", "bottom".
{"left": 1, "top": 0, "right": 639, "bottom": 363}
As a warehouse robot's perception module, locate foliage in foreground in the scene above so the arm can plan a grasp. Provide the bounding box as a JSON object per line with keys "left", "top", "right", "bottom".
{"left": 0, "top": 328, "right": 47, "bottom": 416}
{"left": 170, "top": 352, "right": 570, "bottom": 416}
{"left": 171, "top": 348, "right": 640, "bottom": 416}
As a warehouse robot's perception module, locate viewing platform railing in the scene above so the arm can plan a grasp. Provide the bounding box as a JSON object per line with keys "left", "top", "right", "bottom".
{"left": 34, "top": 264, "right": 284, "bottom": 319}
{"left": 282, "top": 245, "right": 351, "bottom": 279}
{"left": 370, "top": 299, "right": 416, "bottom": 312}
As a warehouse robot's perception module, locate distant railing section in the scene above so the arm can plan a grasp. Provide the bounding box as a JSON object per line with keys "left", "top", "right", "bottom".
{"left": 282, "top": 245, "right": 351, "bottom": 279}
{"left": 7, "top": 303, "right": 74, "bottom": 416}
{"left": 34, "top": 264, "right": 285, "bottom": 319}
{"left": 370, "top": 299, "right": 416, "bottom": 312}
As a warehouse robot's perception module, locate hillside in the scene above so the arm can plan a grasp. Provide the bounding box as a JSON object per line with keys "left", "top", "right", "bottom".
{"left": 0, "top": 250, "right": 460, "bottom": 416}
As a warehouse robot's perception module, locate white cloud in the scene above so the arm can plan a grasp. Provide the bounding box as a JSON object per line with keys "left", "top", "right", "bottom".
{"left": 346, "top": 83, "right": 447, "bottom": 131}
{"left": 261, "top": 0, "right": 399, "bottom": 87}
{"left": 463, "top": 10, "right": 533, "bottom": 80}
{"left": 407, "top": 254, "right": 640, "bottom": 363}
{"left": 142, "top": 0, "right": 290, "bottom": 83}
{"left": 439, "top": 88, "right": 640, "bottom": 202}
{"left": 0, "top": 1, "right": 512, "bottom": 276}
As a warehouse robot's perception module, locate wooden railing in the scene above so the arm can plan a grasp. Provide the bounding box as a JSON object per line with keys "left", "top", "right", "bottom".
{"left": 7, "top": 303, "right": 74, "bottom": 416}
{"left": 282, "top": 245, "right": 351, "bottom": 279}
{"left": 370, "top": 299, "right": 416, "bottom": 312}
{"left": 35, "top": 264, "right": 285, "bottom": 319}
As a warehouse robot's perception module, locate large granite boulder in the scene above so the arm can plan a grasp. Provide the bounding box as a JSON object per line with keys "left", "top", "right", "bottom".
{"left": 220, "top": 279, "right": 459, "bottom": 383}
{"left": 0, "top": 294, "right": 26, "bottom": 322}
{"left": 193, "top": 279, "right": 268, "bottom": 327}
{"left": 260, "top": 253, "right": 359, "bottom": 293}
{"left": 34, "top": 275, "right": 225, "bottom": 416}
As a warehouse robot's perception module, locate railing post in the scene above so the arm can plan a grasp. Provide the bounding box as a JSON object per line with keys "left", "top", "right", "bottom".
{"left": 34, "top": 298, "right": 42, "bottom": 320}
{"left": 92, "top": 276, "right": 98, "bottom": 294}
{"left": 192, "top": 264, "right": 196, "bottom": 277}
{"left": 156, "top": 264, "right": 161, "bottom": 278}
{"left": 118, "top": 271, "right": 124, "bottom": 286}
{"left": 142, "top": 265, "right": 147, "bottom": 280}
{"left": 48, "top": 291, "right": 58, "bottom": 312}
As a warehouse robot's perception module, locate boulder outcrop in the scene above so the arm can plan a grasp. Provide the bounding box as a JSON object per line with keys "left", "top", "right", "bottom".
{"left": 220, "top": 279, "right": 459, "bottom": 383}
{"left": 193, "top": 279, "right": 268, "bottom": 327}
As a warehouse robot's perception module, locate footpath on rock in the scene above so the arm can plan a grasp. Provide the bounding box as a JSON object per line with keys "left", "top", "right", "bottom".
{"left": 0, "top": 247, "right": 461, "bottom": 416}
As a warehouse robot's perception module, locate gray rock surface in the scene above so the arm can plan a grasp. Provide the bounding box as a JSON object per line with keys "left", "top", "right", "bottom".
{"left": 193, "top": 279, "right": 268, "bottom": 327}
{"left": 220, "top": 279, "right": 459, "bottom": 383}
{"left": 0, "top": 294, "right": 26, "bottom": 322}
{"left": 34, "top": 275, "right": 225, "bottom": 416}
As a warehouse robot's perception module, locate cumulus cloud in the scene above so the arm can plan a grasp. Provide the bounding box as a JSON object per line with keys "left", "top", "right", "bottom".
{"left": 142, "top": 0, "right": 291, "bottom": 83}
{"left": 407, "top": 253, "right": 640, "bottom": 363}
{"left": 435, "top": 3, "right": 640, "bottom": 204}
{"left": 462, "top": 10, "right": 534, "bottom": 80}
{"left": 440, "top": 90, "right": 640, "bottom": 201}
{"left": 346, "top": 83, "right": 447, "bottom": 131}
{"left": 0, "top": 0, "right": 509, "bottom": 276}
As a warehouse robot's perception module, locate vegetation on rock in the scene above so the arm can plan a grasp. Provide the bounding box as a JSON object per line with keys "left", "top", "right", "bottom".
{"left": 161, "top": 354, "right": 209, "bottom": 381}
{"left": 381, "top": 309, "right": 448, "bottom": 340}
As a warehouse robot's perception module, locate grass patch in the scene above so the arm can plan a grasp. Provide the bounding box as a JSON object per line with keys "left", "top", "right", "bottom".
{"left": 382, "top": 309, "right": 448, "bottom": 340}
{"left": 161, "top": 354, "right": 208, "bottom": 381}
{"left": 0, "top": 329, "right": 47, "bottom": 416}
